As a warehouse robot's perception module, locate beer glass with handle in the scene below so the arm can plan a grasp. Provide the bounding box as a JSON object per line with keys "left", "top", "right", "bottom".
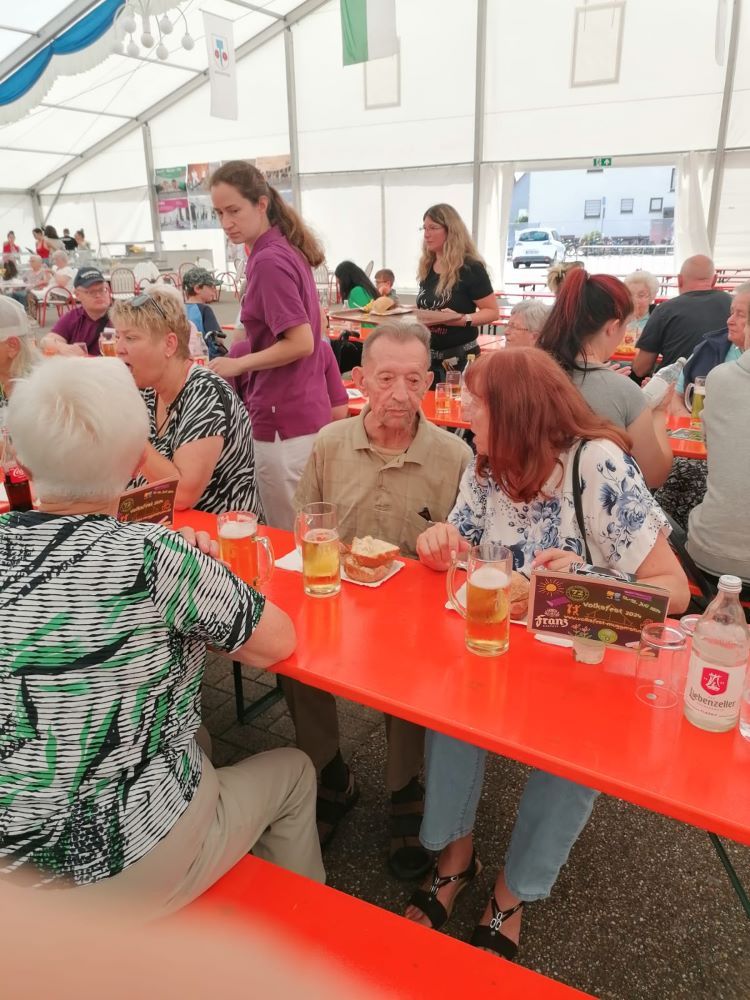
{"left": 295, "top": 501, "right": 341, "bottom": 597}
{"left": 447, "top": 541, "right": 512, "bottom": 656}
{"left": 684, "top": 376, "right": 706, "bottom": 437}
{"left": 217, "top": 511, "right": 274, "bottom": 589}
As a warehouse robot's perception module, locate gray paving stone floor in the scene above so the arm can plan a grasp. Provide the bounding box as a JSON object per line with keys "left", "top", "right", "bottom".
{"left": 203, "top": 653, "right": 750, "bottom": 1000}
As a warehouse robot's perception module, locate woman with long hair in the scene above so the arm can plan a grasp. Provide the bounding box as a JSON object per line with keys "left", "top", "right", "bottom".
{"left": 334, "top": 260, "right": 378, "bottom": 309}
{"left": 208, "top": 161, "right": 330, "bottom": 529}
{"left": 537, "top": 267, "right": 673, "bottom": 487}
{"left": 415, "top": 203, "right": 499, "bottom": 383}
{"left": 407, "top": 349, "right": 689, "bottom": 959}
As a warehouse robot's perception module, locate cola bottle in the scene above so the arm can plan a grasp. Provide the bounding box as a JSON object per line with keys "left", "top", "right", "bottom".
{"left": 2, "top": 429, "right": 33, "bottom": 511}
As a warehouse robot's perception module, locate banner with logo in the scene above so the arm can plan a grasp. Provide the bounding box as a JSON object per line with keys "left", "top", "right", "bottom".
{"left": 203, "top": 12, "right": 237, "bottom": 120}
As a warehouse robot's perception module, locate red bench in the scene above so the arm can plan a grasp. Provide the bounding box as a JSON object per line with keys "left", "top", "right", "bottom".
{"left": 187, "top": 856, "right": 592, "bottom": 998}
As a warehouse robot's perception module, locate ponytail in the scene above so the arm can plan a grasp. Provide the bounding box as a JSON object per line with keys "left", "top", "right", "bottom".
{"left": 537, "top": 269, "right": 633, "bottom": 373}
{"left": 210, "top": 160, "right": 325, "bottom": 268}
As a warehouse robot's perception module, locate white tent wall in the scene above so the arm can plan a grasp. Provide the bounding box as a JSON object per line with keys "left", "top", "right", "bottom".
{"left": 714, "top": 150, "right": 750, "bottom": 265}
{"left": 0, "top": 192, "right": 38, "bottom": 247}
{"left": 483, "top": 0, "right": 726, "bottom": 161}
{"left": 39, "top": 131, "right": 148, "bottom": 196}
{"left": 39, "top": 187, "right": 153, "bottom": 252}
{"left": 293, "top": 0, "right": 476, "bottom": 172}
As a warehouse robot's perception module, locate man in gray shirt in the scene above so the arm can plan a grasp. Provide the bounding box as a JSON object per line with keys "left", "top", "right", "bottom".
{"left": 633, "top": 255, "right": 732, "bottom": 376}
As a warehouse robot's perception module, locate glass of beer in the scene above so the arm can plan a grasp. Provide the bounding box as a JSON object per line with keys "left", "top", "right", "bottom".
{"left": 434, "top": 383, "right": 452, "bottom": 417}
{"left": 447, "top": 542, "right": 512, "bottom": 656}
{"left": 217, "top": 511, "right": 274, "bottom": 589}
{"left": 445, "top": 370, "right": 461, "bottom": 409}
{"left": 99, "top": 328, "right": 117, "bottom": 357}
{"left": 295, "top": 502, "right": 341, "bottom": 597}
{"left": 684, "top": 376, "right": 706, "bottom": 436}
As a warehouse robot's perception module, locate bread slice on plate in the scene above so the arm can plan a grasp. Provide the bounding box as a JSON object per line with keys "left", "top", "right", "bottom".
{"left": 349, "top": 535, "right": 400, "bottom": 568}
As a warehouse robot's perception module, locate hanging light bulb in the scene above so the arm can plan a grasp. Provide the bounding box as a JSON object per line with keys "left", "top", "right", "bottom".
{"left": 121, "top": 9, "right": 137, "bottom": 35}
{"left": 141, "top": 30, "right": 155, "bottom": 47}
{"left": 156, "top": 42, "right": 169, "bottom": 60}
{"left": 181, "top": 33, "right": 195, "bottom": 51}
{"left": 126, "top": 38, "right": 140, "bottom": 58}
{"left": 159, "top": 14, "right": 173, "bottom": 35}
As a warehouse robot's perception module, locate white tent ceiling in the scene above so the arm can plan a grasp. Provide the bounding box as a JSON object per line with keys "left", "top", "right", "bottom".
{"left": 0, "top": 0, "right": 748, "bottom": 278}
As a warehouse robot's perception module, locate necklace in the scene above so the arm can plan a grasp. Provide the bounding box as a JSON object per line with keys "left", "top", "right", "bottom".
{"left": 154, "top": 362, "right": 192, "bottom": 437}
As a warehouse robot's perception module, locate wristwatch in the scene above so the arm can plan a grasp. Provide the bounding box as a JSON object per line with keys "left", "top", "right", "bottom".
{"left": 464, "top": 313, "right": 474, "bottom": 327}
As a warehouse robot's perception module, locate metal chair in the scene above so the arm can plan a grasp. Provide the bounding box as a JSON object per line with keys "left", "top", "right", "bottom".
{"left": 110, "top": 267, "right": 138, "bottom": 301}
{"left": 37, "top": 287, "right": 75, "bottom": 327}
{"left": 364, "top": 259, "right": 374, "bottom": 277}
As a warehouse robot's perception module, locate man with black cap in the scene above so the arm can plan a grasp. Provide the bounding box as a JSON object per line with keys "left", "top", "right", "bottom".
{"left": 45, "top": 267, "right": 112, "bottom": 356}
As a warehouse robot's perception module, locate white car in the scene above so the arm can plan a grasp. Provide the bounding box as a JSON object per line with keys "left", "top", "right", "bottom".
{"left": 512, "top": 228, "right": 565, "bottom": 269}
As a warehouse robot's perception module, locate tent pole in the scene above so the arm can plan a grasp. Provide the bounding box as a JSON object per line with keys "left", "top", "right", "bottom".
{"left": 141, "top": 123, "right": 163, "bottom": 254}
{"left": 30, "top": 189, "right": 44, "bottom": 229}
{"left": 42, "top": 178, "right": 67, "bottom": 227}
{"left": 284, "top": 25, "right": 301, "bottom": 208}
{"left": 707, "top": 0, "right": 742, "bottom": 252}
{"left": 471, "top": 0, "right": 488, "bottom": 241}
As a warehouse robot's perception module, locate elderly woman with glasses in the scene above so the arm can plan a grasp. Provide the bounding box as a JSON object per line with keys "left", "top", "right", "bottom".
{"left": 502, "top": 300, "right": 551, "bottom": 348}
{"left": 0, "top": 357, "right": 323, "bottom": 910}
{"left": 112, "top": 288, "right": 262, "bottom": 516}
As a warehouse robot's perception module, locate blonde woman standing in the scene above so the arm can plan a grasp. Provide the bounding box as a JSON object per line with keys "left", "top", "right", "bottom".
{"left": 415, "top": 204, "right": 499, "bottom": 383}
{"left": 209, "top": 161, "right": 329, "bottom": 530}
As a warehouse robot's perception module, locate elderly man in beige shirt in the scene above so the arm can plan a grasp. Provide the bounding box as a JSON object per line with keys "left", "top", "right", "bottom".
{"left": 288, "top": 322, "right": 472, "bottom": 880}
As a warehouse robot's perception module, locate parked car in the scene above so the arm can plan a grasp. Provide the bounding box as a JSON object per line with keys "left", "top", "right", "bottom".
{"left": 512, "top": 228, "right": 565, "bottom": 268}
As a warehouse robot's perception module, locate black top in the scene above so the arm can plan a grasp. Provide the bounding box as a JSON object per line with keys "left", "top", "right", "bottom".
{"left": 637, "top": 289, "right": 732, "bottom": 369}
{"left": 417, "top": 259, "right": 493, "bottom": 351}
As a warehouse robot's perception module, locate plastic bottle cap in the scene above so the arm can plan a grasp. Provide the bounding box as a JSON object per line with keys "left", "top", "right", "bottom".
{"left": 718, "top": 574, "right": 742, "bottom": 593}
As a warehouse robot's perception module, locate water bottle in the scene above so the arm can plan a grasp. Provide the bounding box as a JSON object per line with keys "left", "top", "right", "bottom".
{"left": 683, "top": 576, "right": 749, "bottom": 733}
{"left": 641, "top": 357, "right": 687, "bottom": 408}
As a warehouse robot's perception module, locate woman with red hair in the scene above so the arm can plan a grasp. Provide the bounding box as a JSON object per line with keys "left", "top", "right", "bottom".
{"left": 406, "top": 349, "right": 688, "bottom": 960}
{"left": 537, "top": 267, "right": 673, "bottom": 487}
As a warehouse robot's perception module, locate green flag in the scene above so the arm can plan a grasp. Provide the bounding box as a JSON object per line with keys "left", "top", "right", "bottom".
{"left": 340, "top": 0, "right": 398, "bottom": 66}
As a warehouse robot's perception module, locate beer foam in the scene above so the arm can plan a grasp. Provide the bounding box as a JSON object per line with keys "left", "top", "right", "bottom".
{"left": 469, "top": 566, "right": 509, "bottom": 590}
{"left": 218, "top": 521, "right": 256, "bottom": 540}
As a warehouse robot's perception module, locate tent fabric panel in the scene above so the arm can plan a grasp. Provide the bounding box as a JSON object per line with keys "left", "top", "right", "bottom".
{"left": 294, "top": 0, "right": 476, "bottom": 172}
{"left": 2, "top": 149, "right": 74, "bottom": 190}
{"left": 301, "top": 174, "right": 383, "bottom": 272}
{"left": 149, "top": 35, "right": 289, "bottom": 166}
{"left": 39, "top": 131, "right": 148, "bottom": 195}
{"left": 40, "top": 186, "right": 153, "bottom": 250}
{"left": 0, "top": 192, "right": 38, "bottom": 247}
{"left": 713, "top": 150, "right": 750, "bottom": 266}
{"left": 0, "top": 105, "right": 124, "bottom": 156}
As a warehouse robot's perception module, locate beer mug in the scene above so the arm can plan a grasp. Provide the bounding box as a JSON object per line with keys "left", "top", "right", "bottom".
{"left": 294, "top": 502, "right": 341, "bottom": 597}
{"left": 217, "top": 511, "right": 274, "bottom": 589}
{"left": 99, "top": 328, "right": 117, "bottom": 358}
{"left": 447, "top": 542, "right": 512, "bottom": 656}
{"left": 684, "top": 376, "right": 706, "bottom": 430}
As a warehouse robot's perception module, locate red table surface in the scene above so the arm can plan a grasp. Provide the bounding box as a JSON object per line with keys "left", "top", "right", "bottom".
{"left": 666, "top": 415, "right": 707, "bottom": 460}
{"left": 175, "top": 513, "right": 750, "bottom": 847}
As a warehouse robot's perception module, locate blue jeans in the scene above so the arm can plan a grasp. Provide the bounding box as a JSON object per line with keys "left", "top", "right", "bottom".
{"left": 420, "top": 730, "right": 599, "bottom": 902}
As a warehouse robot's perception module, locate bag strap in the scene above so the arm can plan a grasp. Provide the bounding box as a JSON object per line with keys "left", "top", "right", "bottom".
{"left": 572, "top": 440, "right": 593, "bottom": 564}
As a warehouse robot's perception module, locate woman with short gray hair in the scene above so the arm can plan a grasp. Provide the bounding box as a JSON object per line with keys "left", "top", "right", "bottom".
{"left": 503, "top": 300, "right": 551, "bottom": 348}
{"left": 0, "top": 357, "right": 322, "bottom": 909}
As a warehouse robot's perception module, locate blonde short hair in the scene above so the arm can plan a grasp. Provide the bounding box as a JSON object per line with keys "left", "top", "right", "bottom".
{"left": 109, "top": 288, "right": 190, "bottom": 359}
{"left": 7, "top": 357, "right": 149, "bottom": 502}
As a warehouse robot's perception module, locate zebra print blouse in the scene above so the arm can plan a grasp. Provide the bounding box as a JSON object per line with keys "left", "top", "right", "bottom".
{"left": 0, "top": 512, "right": 264, "bottom": 885}
{"left": 131, "top": 364, "right": 263, "bottom": 518}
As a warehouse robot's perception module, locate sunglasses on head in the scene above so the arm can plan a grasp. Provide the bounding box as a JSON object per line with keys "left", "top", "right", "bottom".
{"left": 131, "top": 292, "right": 167, "bottom": 320}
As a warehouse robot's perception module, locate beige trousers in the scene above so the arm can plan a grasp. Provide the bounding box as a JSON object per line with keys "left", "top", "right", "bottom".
{"left": 281, "top": 677, "right": 425, "bottom": 792}
{"left": 253, "top": 432, "right": 318, "bottom": 531}
{"left": 75, "top": 747, "right": 325, "bottom": 919}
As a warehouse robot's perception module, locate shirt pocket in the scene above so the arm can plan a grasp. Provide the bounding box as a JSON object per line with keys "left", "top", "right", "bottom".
{"left": 401, "top": 508, "right": 433, "bottom": 558}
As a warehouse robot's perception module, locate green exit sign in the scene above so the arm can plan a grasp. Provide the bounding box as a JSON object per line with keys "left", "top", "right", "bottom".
{"left": 593, "top": 157, "right": 612, "bottom": 167}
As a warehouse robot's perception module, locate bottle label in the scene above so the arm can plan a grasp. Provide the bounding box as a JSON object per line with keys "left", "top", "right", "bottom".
{"left": 6, "top": 465, "right": 28, "bottom": 485}
{"left": 684, "top": 651, "right": 744, "bottom": 720}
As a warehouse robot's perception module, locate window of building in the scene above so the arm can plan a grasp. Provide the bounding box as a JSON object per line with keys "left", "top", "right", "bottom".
{"left": 649, "top": 197, "right": 663, "bottom": 213}
{"left": 584, "top": 199, "right": 602, "bottom": 218}
{"left": 669, "top": 167, "right": 676, "bottom": 192}
{"left": 663, "top": 206, "right": 675, "bottom": 219}
{"left": 620, "top": 198, "right": 634, "bottom": 214}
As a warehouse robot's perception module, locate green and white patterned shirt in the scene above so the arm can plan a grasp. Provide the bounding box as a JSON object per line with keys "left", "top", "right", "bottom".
{"left": 0, "top": 512, "right": 264, "bottom": 886}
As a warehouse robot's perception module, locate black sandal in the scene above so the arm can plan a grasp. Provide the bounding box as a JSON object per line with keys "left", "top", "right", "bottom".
{"left": 316, "top": 771, "right": 359, "bottom": 850}
{"left": 388, "top": 777, "right": 432, "bottom": 881}
{"left": 407, "top": 851, "right": 481, "bottom": 930}
{"left": 469, "top": 895, "right": 525, "bottom": 960}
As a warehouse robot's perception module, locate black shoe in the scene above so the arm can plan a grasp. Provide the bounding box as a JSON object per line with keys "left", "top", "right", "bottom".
{"left": 316, "top": 769, "right": 359, "bottom": 850}
{"left": 388, "top": 777, "right": 433, "bottom": 880}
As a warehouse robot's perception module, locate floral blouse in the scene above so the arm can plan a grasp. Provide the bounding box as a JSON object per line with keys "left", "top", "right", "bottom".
{"left": 448, "top": 439, "right": 669, "bottom": 577}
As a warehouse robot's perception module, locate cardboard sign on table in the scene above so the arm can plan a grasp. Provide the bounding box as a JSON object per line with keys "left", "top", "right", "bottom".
{"left": 117, "top": 478, "right": 178, "bottom": 525}
{"left": 527, "top": 569, "right": 670, "bottom": 649}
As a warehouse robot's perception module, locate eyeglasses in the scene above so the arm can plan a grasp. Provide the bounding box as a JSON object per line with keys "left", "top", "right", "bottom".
{"left": 131, "top": 292, "right": 167, "bottom": 320}
{"left": 505, "top": 324, "right": 532, "bottom": 335}
{"left": 419, "top": 224, "right": 445, "bottom": 233}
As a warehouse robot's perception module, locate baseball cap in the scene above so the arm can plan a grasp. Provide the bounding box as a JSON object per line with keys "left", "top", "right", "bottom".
{"left": 0, "top": 296, "right": 34, "bottom": 342}
{"left": 182, "top": 267, "right": 220, "bottom": 292}
{"left": 73, "top": 266, "right": 106, "bottom": 288}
